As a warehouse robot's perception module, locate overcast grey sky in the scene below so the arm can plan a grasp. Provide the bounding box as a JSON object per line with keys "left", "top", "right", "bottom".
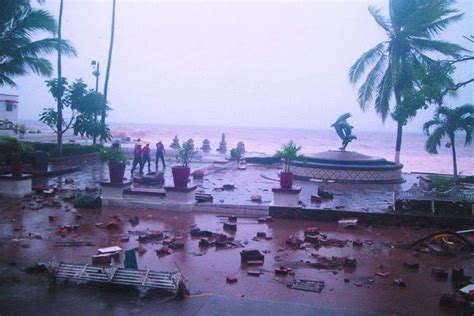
{"left": 3, "top": 0, "right": 473, "bottom": 132}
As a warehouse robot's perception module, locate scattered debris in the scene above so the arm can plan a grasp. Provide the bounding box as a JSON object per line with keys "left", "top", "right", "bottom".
{"left": 24, "top": 263, "right": 48, "bottom": 274}
{"left": 460, "top": 284, "right": 474, "bottom": 300}
{"left": 135, "top": 245, "right": 147, "bottom": 256}
{"left": 55, "top": 241, "right": 95, "bottom": 247}
{"left": 343, "top": 257, "right": 357, "bottom": 268}
{"left": 310, "top": 195, "right": 322, "bottom": 203}
{"left": 304, "top": 227, "right": 319, "bottom": 235}
{"left": 226, "top": 276, "right": 238, "bottom": 284}
{"left": 222, "top": 183, "right": 235, "bottom": 190}
{"left": 439, "top": 293, "right": 468, "bottom": 309}
{"left": 240, "top": 249, "right": 264, "bottom": 265}
{"left": 247, "top": 270, "right": 262, "bottom": 276}
{"left": 190, "top": 228, "right": 214, "bottom": 238}
{"left": 393, "top": 278, "right": 406, "bottom": 287}
{"left": 223, "top": 222, "right": 237, "bottom": 231}
{"left": 403, "top": 262, "right": 420, "bottom": 270}
{"left": 275, "top": 266, "right": 292, "bottom": 275}
{"left": 287, "top": 279, "right": 325, "bottom": 293}
{"left": 250, "top": 195, "right": 262, "bottom": 203}
{"left": 317, "top": 188, "right": 334, "bottom": 199}
{"left": 256, "top": 232, "right": 266, "bottom": 238}
{"left": 375, "top": 272, "right": 391, "bottom": 278}
{"left": 431, "top": 267, "right": 448, "bottom": 279}
{"left": 286, "top": 235, "right": 303, "bottom": 249}
{"left": 338, "top": 218, "right": 358, "bottom": 228}
{"left": 92, "top": 253, "right": 112, "bottom": 265}
{"left": 196, "top": 193, "right": 213, "bottom": 203}
{"left": 138, "top": 231, "right": 164, "bottom": 243}
{"left": 129, "top": 216, "right": 139, "bottom": 226}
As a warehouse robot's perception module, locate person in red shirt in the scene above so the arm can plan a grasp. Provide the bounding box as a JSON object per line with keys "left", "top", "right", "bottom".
{"left": 140, "top": 143, "right": 151, "bottom": 174}
{"left": 131, "top": 139, "right": 143, "bottom": 175}
{"left": 155, "top": 141, "right": 166, "bottom": 170}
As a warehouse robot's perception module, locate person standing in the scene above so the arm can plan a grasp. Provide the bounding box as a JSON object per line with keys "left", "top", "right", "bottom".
{"left": 155, "top": 141, "right": 166, "bottom": 170}
{"left": 140, "top": 143, "right": 151, "bottom": 174}
{"left": 131, "top": 139, "right": 143, "bottom": 175}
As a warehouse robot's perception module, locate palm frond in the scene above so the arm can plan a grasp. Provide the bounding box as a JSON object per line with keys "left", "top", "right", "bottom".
{"left": 374, "top": 63, "right": 393, "bottom": 122}
{"left": 416, "top": 13, "right": 464, "bottom": 37}
{"left": 349, "top": 42, "right": 386, "bottom": 84}
{"left": 357, "top": 54, "right": 386, "bottom": 110}
{"left": 368, "top": 6, "right": 392, "bottom": 34}
{"left": 410, "top": 38, "right": 469, "bottom": 59}
{"left": 423, "top": 118, "right": 441, "bottom": 135}
{"left": 425, "top": 125, "right": 447, "bottom": 154}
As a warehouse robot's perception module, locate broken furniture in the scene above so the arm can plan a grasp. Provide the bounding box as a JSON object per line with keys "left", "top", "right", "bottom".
{"left": 50, "top": 262, "right": 186, "bottom": 297}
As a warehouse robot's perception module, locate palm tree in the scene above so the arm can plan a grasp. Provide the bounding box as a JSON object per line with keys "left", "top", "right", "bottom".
{"left": 0, "top": 0, "right": 76, "bottom": 87}
{"left": 101, "top": 0, "right": 116, "bottom": 136}
{"left": 349, "top": 0, "right": 466, "bottom": 163}
{"left": 423, "top": 104, "right": 473, "bottom": 182}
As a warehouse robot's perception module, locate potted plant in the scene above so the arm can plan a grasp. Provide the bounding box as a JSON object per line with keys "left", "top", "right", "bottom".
{"left": 230, "top": 148, "right": 241, "bottom": 162}
{"left": 276, "top": 140, "right": 302, "bottom": 188}
{"left": 1, "top": 137, "right": 32, "bottom": 176}
{"left": 172, "top": 139, "right": 197, "bottom": 187}
{"left": 100, "top": 147, "right": 129, "bottom": 184}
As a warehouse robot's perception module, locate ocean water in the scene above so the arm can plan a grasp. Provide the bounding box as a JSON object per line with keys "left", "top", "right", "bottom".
{"left": 108, "top": 122, "right": 473, "bottom": 175}
{"left": 22, "top": 120, "right": 472, "bottom": 175}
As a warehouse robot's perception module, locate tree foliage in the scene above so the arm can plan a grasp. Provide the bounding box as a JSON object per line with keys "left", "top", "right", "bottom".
{"left": 0, "top": 0, "right": 76, "bottom": 87}
{"left": 423, "top": 104, "right": 474, "bottom": 180}
{"left": 39, "top": 79, "right": 111, "bottom": 143}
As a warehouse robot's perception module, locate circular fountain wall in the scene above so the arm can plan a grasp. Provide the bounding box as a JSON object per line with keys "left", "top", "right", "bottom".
{"left": 291, "top": 151, "right": 404, "bottom": 183}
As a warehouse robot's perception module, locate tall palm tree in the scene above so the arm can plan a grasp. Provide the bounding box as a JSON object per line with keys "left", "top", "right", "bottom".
{"left": 349, "top": 0, "right": 466, "bottom": 163}
{"left": 56, "top": 0, "right": 65, "bottom": 155}
{"left": 0, "top": 0, "right": 76, "bottom": 87}
{"left": 101, "top": 0, "right": 116, "bottom": 136}
{"left": 423, "top": 104, "right": 473, "bottom": 182}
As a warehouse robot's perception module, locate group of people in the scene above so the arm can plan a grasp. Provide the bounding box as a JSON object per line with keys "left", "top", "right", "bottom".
{"left": 131, "top": 139, "right": 166, "bottom": 175}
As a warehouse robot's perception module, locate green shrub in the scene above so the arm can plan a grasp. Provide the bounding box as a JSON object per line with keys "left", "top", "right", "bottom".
{"left": 28, "top": 142, "right": 102, "bottom": 158}
{"left": 428, "top": 175, "right": 453, "bottom": 192}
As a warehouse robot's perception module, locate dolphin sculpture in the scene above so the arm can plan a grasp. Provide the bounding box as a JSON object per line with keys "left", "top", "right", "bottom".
{"left": 331, "top": 113, "right": 357, "bottom": 151}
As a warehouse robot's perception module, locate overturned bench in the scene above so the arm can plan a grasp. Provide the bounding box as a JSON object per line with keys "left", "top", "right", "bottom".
{"left": 51, "top": 262, "right": 186, "bottom": 297}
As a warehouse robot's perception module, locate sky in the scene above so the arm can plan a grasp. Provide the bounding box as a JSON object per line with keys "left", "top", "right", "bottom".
{"left": 2, "top": 0, "right": 473, "bottom": 133}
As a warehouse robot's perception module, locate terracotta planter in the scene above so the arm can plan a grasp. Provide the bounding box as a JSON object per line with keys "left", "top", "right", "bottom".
{"left": 11, "top": 160, "right": 23, "bottom": 177}
{"left": 280, "top": 171, "right": 293, "bottom": 189}
{"left": 108, "top": 162, "right": 126, "bottom": 184}
{"left": 172, "top": 166, "right": 190, "bottom": 188}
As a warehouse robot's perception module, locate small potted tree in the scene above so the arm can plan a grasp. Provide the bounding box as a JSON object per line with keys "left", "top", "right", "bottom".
{"left": 100, "top": 147, "right": 129, "bottom": 184}
{"left": 276, "top": 140, "right": 302, "bottom": 188}
{"left": 172, "top": 139, "right": 197, "bottom": 188}
{"left": 230, "top": 148, "right": 241, "bottom": 162}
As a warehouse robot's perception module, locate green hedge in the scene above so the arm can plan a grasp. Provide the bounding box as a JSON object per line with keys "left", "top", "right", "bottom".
{"left": 29, "top": 143, "right": 102, "bottom": 158}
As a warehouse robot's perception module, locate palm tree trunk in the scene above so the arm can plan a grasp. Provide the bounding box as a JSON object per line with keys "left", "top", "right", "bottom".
{"left": 394, "top": 87, "right": 403, "bottom": 163}
{"left": 56, "top": 0, "right": 64, "bottom": 156}
{"left": 450, "top": 135, "right": 458, "bottom": 182}
{"left": 395, "top": 120, "right": 403, "bottom": 163}
{"left": 102, "top": 0, "right": 116, "bottom": 136}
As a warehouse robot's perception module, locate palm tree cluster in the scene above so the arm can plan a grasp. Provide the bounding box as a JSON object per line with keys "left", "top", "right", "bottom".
{"left": 0, "top": 0, "right": 76, "bottom": 87}
{"left": 349, "top": 0, "right": 467, "bottom": 163}
{"left": 423, "top": 104, "right": 473, "bottom": 181}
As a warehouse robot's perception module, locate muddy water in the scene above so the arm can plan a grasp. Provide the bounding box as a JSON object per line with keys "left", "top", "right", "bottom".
{"left": 0, "top": 201, "right": 473, "bottom": 315}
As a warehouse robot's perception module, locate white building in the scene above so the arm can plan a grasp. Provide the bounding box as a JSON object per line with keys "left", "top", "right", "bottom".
{"left": 0, "top": 94, "right": 19, "bottom": 123}
{"left": 0, "top": 94, "right": 19, "bottom": 136}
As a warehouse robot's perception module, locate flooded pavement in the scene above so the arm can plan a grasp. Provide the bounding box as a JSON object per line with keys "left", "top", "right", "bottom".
{"left": 34, "top": 160, "right": 419, "bottom": 212}
{"left": 0, "top": 197, "right": 473, "bottom": 315}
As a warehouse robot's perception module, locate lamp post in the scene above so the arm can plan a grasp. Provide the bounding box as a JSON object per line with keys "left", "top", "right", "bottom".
{"left": 91, "top": 60, "right": 100, "bottom": 92}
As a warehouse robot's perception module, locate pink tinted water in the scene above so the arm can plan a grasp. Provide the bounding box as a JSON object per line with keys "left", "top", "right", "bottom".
{"left": 109, "top": 122, "right": 472, "bottom": 174}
